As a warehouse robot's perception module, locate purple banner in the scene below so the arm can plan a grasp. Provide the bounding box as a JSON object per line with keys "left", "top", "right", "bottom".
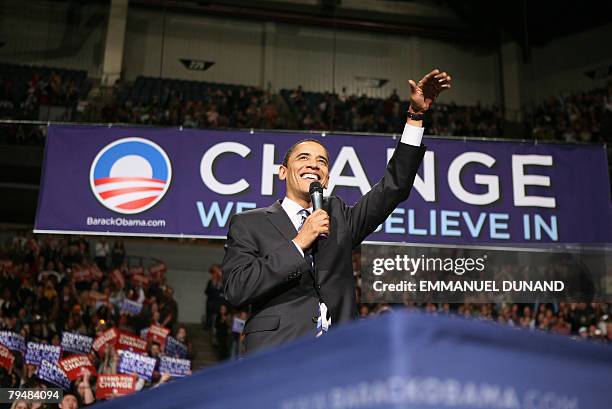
{"left": 61, "top": 332, "right": 93, "bottom": 355}
{"left": 35, "top": 125, "right": 612, "bottom": 244}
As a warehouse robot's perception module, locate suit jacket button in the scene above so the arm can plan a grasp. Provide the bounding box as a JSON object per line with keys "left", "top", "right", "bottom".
{"left": 316, "top": 284, "right": 321, "bottom": 290}
{"left": 312, "top": 316, "right": 318, "bottom": 323}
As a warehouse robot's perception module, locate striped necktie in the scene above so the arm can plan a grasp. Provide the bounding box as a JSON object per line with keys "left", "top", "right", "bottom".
{"left": 297, "top": 209, "right": 310, "bottom": 231}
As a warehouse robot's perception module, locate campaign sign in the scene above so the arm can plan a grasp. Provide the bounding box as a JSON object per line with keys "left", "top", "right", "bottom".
{"left": 58, "top": 354, "right": 97, "bottom": 381}
{"left": 117, "top": 350, "right": 156, "bottom": 381}
{"left": 159, "top": 356, "right": 190, "bottom": 377}
{"left": 95, "top": 374, "right": 138, "bottom": 400}
{"left": 232, "top": 317, "right": 246, "bottom": 334}
{"left": 0, "top": 344, "right": 15, "bottom": 370}
{"left": 116, "top": 332, "right": 147, "bottom": 354}
{"left": 164, "top": 336, "right": 188, "bottom": 359}
{"left": 93, "top": 328, "right": 119, "bottom": 355}
{"left": 37, "top": 359, "right": 71, "bottom": 390}
{"left": 61, "top": 332, "right": 93, "bottom": 355}
{"left": 26, "top": 342, "right": 61, "bottom": 365}
{"left": 120, "top": 299, "right": 143, "bottom": 316}
{"left": 147, "top": 325, "right": 170, "bottom": 349}
{"left": 0, "top": 331, "right": 26, "bottom": 353}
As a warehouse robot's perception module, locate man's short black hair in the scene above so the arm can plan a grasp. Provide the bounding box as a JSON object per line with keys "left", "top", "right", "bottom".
{"left": 282, "top": 139, "right": 329, "bottom": 167}
{"left": 59, "top": 391, "right": 81, "bottom": 408}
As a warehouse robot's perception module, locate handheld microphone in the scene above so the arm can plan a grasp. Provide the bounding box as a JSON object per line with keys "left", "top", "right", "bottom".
{"left": 309, "top": 181, "right": 327, "bottom": 239}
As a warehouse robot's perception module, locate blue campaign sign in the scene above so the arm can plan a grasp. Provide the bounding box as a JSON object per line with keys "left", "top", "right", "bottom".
{"left": 92, "top": 311, "right": 612, "bottom": 409}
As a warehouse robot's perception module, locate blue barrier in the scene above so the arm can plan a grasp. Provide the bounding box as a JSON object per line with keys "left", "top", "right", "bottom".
{"left": 93, "top": 311, "right": 612, "bottom": 409}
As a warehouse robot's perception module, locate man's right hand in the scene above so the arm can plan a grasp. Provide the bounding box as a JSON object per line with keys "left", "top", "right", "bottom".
{"left": 293, "top": 209, "right": 329, "bottom": 251}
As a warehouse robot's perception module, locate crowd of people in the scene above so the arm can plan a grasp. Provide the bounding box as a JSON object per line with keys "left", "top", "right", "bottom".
{"left": 530, "top": 85, "right": 612, "bottom": 143}
{"left": 357, "top": 302, "right": 611, "bottom": 341}
{"left": 88, "top": 83, "right": 284, "bottom": 131}
{"left": 282, "top": 86, "right": 504, "bottom": 138}
{"left": 356, "top": 247, "right": 612, "bottom": 343}
{"left": 0, "top": 68, "right": 86, "bottom": 122}
{"left": 1, "top": 66, "right": 611, "bottom": 147}
{"left": 0, "top": 233, "right": 194, "bottom": 408}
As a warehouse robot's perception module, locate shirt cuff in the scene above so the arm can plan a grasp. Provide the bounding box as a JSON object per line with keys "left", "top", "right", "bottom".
{"left": 400, "top": 123, "right": 424, "bottom": 146}
{"left": 292, "top": 240, "right": 305, "bottom": 257}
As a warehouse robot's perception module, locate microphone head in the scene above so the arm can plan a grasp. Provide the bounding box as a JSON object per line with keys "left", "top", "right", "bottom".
{"left": 309, "top": 181, "right": 323, "bottom": 195}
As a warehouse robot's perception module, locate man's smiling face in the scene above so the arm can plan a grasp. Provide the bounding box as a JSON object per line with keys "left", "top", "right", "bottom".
{"left": 279, "top": 140, "right": 330, "bottom": 207}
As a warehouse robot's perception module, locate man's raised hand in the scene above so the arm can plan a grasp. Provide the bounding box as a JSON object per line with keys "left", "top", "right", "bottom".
{"left": 408, "top": 69, "right": 452, "bottom": 113}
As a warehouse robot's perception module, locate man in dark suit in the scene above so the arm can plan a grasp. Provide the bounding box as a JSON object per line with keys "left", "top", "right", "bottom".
{"left": 222, "top": 69, "right": 452, "bottom": 353}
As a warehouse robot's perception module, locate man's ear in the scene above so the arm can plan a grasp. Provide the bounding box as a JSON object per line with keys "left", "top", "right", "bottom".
{"left": 278, "top": 165, "right": 287, "bottom": 181}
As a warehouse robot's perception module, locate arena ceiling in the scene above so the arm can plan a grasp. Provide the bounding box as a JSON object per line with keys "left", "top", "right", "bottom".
{"left": 129, "top": 0, "right": 611, "bottom": 52}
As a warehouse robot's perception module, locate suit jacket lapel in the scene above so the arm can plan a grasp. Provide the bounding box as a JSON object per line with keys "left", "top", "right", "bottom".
{"left": 266, "top": 200, "right": 314, "bottom": 276}
{"left": 266, "top": 200, "right": 298, "bottom": 243}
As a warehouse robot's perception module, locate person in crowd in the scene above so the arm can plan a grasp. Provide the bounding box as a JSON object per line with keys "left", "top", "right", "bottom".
{"left": 58, "top": 392, "right": 80, "bottom": 409}
{"left": 110, "top": 240, "right": 125, "bottom": 269}
{"left": 11, "top": 400, "right": 32, "bottom": 409}
{"left": 215, "top": 304, "right": 231, "bottom": 360}
{"left": 93, "top": 239, "right": 109, "bottom": 271}
{"left": 73, "top": 370, "right": 95, "bottom": 406}
{"left": 204, "top": 264, "right": 224, "bottom": 330}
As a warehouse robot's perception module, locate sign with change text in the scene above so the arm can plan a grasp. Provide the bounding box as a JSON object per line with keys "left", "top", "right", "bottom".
{"left": 26, "top": 342, "right": 61, "bottom": 366}
{"left": 58, "top": 354, "right": 97, "bottom": 380}
{"left": 95, "top": 374, "right": 138, "bottom": 400}
{"left": 61, "top": 332, "right": 93, "bottom": 355}
{"left": 117, "top": 350, "right": 156, "bottom": 381}
{"left": 164, "top": 336, "right": 188, "bottom": 358}
{"left": 0, "top": 331, "right": 26, "bottom": 353}
{"left": 116, "top": 332, "right": 147, "bottom": 354}
{"left": 93, "top": 328, "right": 119, "bottom": 355}
{"left": 34, "top": 125, "right": 612, "bottom": 245}
{"left": 37, "top": 359, "right": 71, "bottom": 390}
{"left": 159, "top": 355, "right": 190, "bottom": 377}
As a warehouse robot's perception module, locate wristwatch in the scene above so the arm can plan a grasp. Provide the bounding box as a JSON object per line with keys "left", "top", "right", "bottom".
{"left": 406, "top": 110, "right": 425, "bottom": 121}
